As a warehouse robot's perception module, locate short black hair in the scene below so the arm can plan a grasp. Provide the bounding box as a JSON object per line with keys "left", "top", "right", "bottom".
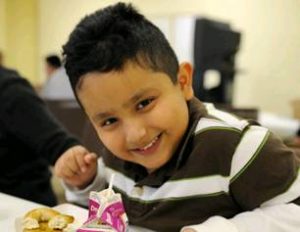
{"left": 46, "top": 55, "right": 61, "bottom": 68}
{"left": 63, "top": 2, "right": 179, "bottom": 91}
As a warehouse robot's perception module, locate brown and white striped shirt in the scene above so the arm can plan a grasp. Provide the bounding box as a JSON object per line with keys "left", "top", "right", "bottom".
{"left": 67, "top": 98, "right": 300, "bottom": 232}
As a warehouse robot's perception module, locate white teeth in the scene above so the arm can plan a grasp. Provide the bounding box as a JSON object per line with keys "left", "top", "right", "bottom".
{"left": 140, "top": 136, "right": 159, "bottom": 151}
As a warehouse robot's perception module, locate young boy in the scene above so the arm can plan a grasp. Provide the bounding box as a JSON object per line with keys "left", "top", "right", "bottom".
{"left": 54, "top": 3, "right": 300, "bottom": 231}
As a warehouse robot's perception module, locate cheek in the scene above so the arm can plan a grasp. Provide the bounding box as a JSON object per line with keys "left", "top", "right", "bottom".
{"left": 151, "top": 99, "right": 188, "bottom": 127}
{"left": 98, "top": 131, "right": 125, "bottom": 155}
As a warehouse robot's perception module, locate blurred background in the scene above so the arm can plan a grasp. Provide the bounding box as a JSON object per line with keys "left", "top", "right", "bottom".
{"left": 0, "top": 0, "right": 299, "bottom": 124}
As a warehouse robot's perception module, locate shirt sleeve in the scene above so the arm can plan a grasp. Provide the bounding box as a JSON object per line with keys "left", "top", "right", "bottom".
{"left": 229, "top": 127, "right": 300, "bottom": 209}
{"left": 0, "top": 75, "right": 79, "bottom": 164}
{"left": 181, "top": 203, "right": 300, "bottom": 232}
{"left": 181, "top": 126, "right": 300, "bottom": 232}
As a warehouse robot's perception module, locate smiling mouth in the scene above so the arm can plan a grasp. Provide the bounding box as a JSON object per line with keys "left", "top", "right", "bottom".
{"left": 132, "top": 133, "right": 162, "bottom": 154}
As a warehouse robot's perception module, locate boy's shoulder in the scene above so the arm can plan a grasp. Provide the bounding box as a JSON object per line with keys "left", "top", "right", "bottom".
{"left": 192, "top": 102, "right": 251, "bottom": 136}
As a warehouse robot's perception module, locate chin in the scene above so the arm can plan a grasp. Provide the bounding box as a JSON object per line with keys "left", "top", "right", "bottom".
{"left": 145, "top": 162, "right": 165, "bottom": 173}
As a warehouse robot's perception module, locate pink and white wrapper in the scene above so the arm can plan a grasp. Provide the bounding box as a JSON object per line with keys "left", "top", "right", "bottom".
{"left": 75, "top": 189, "right": 128, "bottom": 232}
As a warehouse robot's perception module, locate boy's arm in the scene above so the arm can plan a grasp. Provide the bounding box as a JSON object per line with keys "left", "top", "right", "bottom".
{"left": 63, "top": 158, "right": 107, "bottom": 206}
{"left": 181, "top": 203, "right": 300, "bottom": 232}
{"left": 229, "top": 130, "right": 300, "bottom": 210}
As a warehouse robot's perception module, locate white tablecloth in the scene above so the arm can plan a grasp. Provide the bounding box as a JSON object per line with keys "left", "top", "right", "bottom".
{"left": 0, "top": 192, "right": 153, "bottom": 232}
{"left": 0, "top": 192, "right": 43, "bottom": 231}
{"left": 0, "top": 193, "right": 89, "bottom": 231}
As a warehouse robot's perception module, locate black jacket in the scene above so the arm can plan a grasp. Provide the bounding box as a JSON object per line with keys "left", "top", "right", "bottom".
{"left": 0, "top": 67, "right": 79, "bottom": 205}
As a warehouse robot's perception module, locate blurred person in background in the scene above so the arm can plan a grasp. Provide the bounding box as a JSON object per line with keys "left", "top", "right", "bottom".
{"left": 0, "top": 62, "right": 96, "bottom": 206}
{"left": 41, "top": 54, "right": 75, "bottom": 99}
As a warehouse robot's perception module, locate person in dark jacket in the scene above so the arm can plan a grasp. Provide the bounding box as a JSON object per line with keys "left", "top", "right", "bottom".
{"left": 0, "top": 66, "right": 96, "bottom": 206}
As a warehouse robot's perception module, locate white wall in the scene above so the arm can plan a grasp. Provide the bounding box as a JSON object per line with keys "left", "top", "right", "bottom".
{"left": 38, "top": 0, "right": 300, "bottom": 116}
{"left": 5, "top": 0, "right": 38, "bottom": 82}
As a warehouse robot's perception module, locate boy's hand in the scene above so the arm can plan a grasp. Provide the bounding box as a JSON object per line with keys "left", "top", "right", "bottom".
{"left": 54, "top": 145, "right": 98, "bottom": 189}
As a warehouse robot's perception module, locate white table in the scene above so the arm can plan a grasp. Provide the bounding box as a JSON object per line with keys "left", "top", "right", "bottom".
{"left": 258, "top": 112, "right": 300, "bottom": 139}
{"left": 0, "top": 192, "right": 44, "bottom": 230}
{"left": 0, "top": 192, "right": 89, "bottom": 231}
{"left": 0, "top": 192, "right": 153, "bottom": 232}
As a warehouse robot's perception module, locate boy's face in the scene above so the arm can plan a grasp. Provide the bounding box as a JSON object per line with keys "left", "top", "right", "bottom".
{"left": 78, "top": 62, "right": 194, "bottom": 173}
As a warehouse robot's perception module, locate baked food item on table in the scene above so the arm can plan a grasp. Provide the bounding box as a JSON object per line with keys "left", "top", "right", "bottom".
{"left": 22, "top": 207, "right": 74, "bottom": 232}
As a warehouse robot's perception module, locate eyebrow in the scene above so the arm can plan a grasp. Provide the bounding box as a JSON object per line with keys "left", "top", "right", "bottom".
{"left": 93, "top": 112, "right": 113, "bottom": 121}
{"left": 123, "top": 88, "right": 146, "bottom": 108}
{"left": 92, "top": 88, "right": 150, "bottom": 121}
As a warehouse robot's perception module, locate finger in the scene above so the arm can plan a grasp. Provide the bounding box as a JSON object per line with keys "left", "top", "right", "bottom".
{"left": 67, "top": 172, "right": 97, "bottom": 189}
{"left": 56, "top": 157, "right": 78, "bottom": 178}
{"left": 74, "top": 151, "right": 89, "bottom": 173}
{"left": 63, "top": 165, "right": 78, "bottom": 178}
{"left": 64, "top": 152, "right": 82, "bottom": 176}
{"left": 54, "top": 159, "right": 75, "bottom": 179}
{"left": 84, "top": 153, "right": 98, "bottom": 165}
{"left": 64, "top": 176, "right": 82, "bottom": 187}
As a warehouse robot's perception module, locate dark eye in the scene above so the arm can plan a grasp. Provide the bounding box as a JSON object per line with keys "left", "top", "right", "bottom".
{"left": 101, "top": 117, "right": 118, "bottom": 127}
{"left": 136, "top": 98, "right": 154, "bottom": 110}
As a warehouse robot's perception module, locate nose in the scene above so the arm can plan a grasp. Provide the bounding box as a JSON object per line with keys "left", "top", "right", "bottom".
{"left": 124, "top": 118, "right": 147, "bottom": 146}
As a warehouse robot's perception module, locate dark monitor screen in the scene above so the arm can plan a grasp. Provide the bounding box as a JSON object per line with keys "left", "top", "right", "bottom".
{"left": 194, "top": 18, "right": 241, "bottom": 69}
{"left": 193, "top": 18, "right": 241, "bottom": 104}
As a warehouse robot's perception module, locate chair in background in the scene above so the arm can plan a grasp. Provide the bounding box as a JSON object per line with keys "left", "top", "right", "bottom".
{"left": 44, "top": 99, "right": 101, "bottom": 153}
{"left": 45, "top": 100, "right": 86, "bottom": 139}
{"left": 215, "top": 104, "right": 258, "bottom": 121}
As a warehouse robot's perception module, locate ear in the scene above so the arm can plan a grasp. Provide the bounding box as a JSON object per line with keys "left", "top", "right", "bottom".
{"left": 177, "top": 62, "right": 194, "bottom": 100}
